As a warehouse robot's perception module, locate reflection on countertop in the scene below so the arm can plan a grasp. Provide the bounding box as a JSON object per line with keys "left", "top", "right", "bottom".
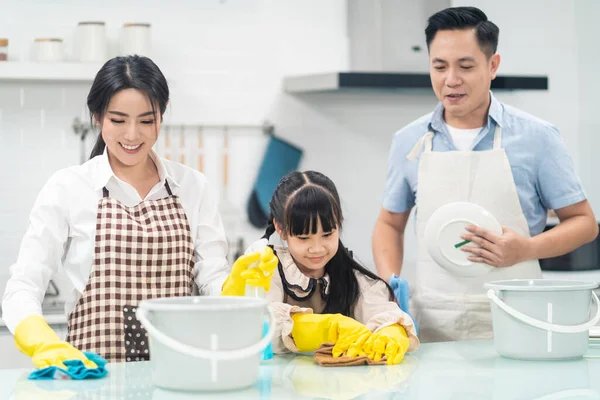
{"left": 2, "top": 340, "right": 600, "bottom": 399}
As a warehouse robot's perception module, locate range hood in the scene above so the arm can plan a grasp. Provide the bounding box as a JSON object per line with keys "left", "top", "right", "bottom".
{"left": 284, "top": 72, "right": 548, "bottom": 93}
{"left": 284, "top": 0, "right": 548, "bottom": 93}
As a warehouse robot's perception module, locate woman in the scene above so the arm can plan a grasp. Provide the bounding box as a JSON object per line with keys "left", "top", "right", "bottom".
{"left": 1, "top": 55, "right": 269, "bottom": 369}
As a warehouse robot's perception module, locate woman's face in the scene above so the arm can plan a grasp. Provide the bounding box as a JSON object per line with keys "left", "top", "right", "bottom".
{"left": 278, "top": 218, "right": 339, "bottom": 279}
{"left": 99, "top": 88, "right": 161, "bottom": 168}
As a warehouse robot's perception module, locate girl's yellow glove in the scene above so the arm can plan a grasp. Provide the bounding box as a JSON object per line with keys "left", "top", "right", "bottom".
{"left": 291, "top": 313, "right": 372, "bottom": 358}
{"left": 221, "top": 242, "right": 278, "bottom": 296}
{"left": 364, "top": 323, "right": 410, "bottom": 365}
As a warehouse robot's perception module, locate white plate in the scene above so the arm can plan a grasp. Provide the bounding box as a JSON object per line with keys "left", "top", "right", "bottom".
{"left": 424, "top": 202, "right": 502, "bottom": 277}
{"left": 590, "top": 326, "right": 600, "bottom": 338}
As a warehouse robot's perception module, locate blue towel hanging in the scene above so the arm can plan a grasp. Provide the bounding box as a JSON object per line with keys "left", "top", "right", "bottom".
{"left": 247, "top": 135, "right": 303, "bottom": 228}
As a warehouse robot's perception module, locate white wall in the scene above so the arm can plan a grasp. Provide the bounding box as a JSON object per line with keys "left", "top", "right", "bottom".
{"left": 0, "top": 0, "right": 597, "bottom": 300}
{"left": 575, "top": 0, "right": 600, "bottom": 213}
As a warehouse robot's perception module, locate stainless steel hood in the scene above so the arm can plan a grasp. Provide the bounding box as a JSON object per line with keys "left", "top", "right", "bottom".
{"left": 284, "top": 0, "right": 548, "bottom": 93}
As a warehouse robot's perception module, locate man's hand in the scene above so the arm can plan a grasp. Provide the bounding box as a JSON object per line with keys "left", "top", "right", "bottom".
{"left": 459, "top": 225, "right": 532, "bottom": 267}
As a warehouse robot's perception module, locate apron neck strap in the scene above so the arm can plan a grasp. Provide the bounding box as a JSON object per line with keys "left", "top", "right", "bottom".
{"left": 164, "top": 180, "right": 173, "bottom": 196}
{"left": 102, "top": 180, "right": 173, "bottom": 198}
{"left": 407, "top": 125, "right": 502, "bottom": 162}
{"left": 406, "top": 131, "right": 435, "bottom": 161}
{"left": 493, "top": 125, "right": 502, "bottom": 150}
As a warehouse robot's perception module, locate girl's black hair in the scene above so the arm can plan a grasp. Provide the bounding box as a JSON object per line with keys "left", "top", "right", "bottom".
{"left": 87, "top": 55, "right": 169, "bottom": 159}
{"left": 263, "top": 171, "right": 394, "bottom": 316}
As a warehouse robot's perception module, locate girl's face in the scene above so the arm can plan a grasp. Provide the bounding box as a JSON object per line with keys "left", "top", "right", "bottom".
{"left": 277, "top": 218, "right": 339, "bottom": 279}
{"left": 98, "top": 88, "right": 161, "bottom": 169}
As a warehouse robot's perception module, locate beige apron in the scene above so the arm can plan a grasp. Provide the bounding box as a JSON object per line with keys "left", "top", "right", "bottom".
{"left": 66, "top": 181, "right": 195, "bottom": 362}
{"left": 283, "top": 281, "right": 327, "bottom": 315}
{"left": 408, "top": 126, "right": 542, "bottom": 342}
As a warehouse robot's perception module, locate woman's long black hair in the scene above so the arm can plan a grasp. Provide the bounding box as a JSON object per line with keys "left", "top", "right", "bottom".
{"left": 263, "top": 171, "right": 394, "bottom": 316}
{"left": 87, "top": 55, "right": 169, "bottom": 159}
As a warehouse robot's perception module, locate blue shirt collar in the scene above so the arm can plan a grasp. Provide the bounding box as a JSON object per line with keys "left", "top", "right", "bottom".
{"left": 428, "top": 91, "right": 503, "bottom": 133}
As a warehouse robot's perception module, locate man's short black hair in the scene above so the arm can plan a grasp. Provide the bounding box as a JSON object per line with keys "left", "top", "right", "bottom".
{"left": 425, "top": 6, "right": 499, "bottom": 58}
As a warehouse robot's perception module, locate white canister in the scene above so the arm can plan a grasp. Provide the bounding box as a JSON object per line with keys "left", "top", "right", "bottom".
{"left": 34, "top": 38, "right": 64, "bottom": 62}
{"left": 74, "top": 21, "right": 106, "bottom": 63}
{"left": 120, "top": 23, "right": 151, "bottom": 56}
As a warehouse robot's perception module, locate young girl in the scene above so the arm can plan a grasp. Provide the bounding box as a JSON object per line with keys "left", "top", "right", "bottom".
{"left": 2, "top": 55, "right": 273, "bottom": 371}
{"left": 262, "top": 171, "right": 419, "bottom": 364}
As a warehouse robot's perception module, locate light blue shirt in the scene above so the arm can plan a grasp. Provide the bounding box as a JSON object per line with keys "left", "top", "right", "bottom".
{"left": 382, "top": 92, "right": 586, "bottom": 236}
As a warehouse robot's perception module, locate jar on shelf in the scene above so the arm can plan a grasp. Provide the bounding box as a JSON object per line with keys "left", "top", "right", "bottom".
{"left": 0, "top": 38, "right": 8, "bottom": 61}
{"left": 120, "top": 23, "right": 151, "bottom": 56}
{"left": 74, "top": 21, "right": 106, "bottom": 63}
{"left": 34, "top": 38, "right": 64, "bottom": 62}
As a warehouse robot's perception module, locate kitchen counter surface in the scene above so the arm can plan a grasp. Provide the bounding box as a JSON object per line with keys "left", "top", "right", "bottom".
{"left": 2, "top": 339, "right": 600, "bottom": 399}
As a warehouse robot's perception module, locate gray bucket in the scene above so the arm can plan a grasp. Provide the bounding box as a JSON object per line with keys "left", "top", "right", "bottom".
{"left": 136, "top": 296, "right": 274, "bottom": 391}
{"left": 485, "top": 280, "right": 600, "bottom": 360}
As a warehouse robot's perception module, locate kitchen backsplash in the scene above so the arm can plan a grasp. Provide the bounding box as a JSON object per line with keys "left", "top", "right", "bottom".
{"left": 0, "top": 80, "right": 271, "bottom": 300}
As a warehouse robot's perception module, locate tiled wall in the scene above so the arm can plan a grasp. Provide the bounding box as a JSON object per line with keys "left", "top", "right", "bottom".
{"left": 0, "top": 82, "right": 90, "bottom": 297}
{"left": 0, "top": 79, "right": 271, "bottom": 298}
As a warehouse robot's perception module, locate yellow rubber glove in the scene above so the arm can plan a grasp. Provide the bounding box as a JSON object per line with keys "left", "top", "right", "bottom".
{"left": 364, "top": 323, "right": 410, "bottom": 365}
{"left": 14, "top": 315, "right": 97, "bottom": 370}
{"left": 291, "top": 313, "right": 372, "bottom": 358}
{"left": 241, "top": 246, "right": 278, "bottom": 292}
{"left": 221, "top": 244, "right": 278, "bottom": 296}
{"left": 221, "top": 252, "right": 261, "bottom": 296}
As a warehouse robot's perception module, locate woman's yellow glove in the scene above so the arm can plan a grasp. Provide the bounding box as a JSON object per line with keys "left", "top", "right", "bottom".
{"left": 221, "top": 243, "right": 278, "bottom": 296}
{"left": 364, "top": 323, "right": 410, "bottom": 365}
{"left": 291, "top": 313, "right": 372, "bottom": 358}
{"left": 14, "top": 315, "right": 97, "bottom": 370}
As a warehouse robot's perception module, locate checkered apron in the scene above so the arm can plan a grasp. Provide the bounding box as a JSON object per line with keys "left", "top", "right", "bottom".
{"left": 66, "top": 181, "right": 195, "bottom": 363}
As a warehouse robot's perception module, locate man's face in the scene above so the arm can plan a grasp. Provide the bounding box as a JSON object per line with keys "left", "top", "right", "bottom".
{"left": 429, "top": 28, "right": 500, "bottom": 123}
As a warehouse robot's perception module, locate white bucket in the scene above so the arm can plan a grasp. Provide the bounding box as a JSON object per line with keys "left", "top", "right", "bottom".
{"left": 136, "top": 296, "right": 274, "bottom": 391}
{"left": 485, "top": 280, "right": 600, "bottom": 360}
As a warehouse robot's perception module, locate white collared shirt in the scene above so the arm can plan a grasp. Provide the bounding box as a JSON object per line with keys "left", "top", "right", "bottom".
{"left": 2, "top": 149, "right": 229, "bottom": 333}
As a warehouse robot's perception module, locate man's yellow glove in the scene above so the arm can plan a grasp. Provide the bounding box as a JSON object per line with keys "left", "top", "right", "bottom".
{"left": 291, "top": 313, "right": 372, "bottom": 358}
{"left": 364, "top": 323, "right": 410, "bottom": 365}
{"left": 14, "top": 315, "right": 98, "bottom": 370}
{"left": 221, "top": 241, "right": 278, "bottom": 296}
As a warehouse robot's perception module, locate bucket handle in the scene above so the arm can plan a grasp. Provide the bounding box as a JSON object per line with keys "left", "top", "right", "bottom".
{"left": 487, "top": 289, "right": 600, "bottom": 334}
{"left": 136, "top": 305, "right": 275, "bottom": 361}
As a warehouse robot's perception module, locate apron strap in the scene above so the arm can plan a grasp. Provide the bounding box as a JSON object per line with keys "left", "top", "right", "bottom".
{"left": 164, "top": 180, "right": 173, "bottom": 196}
{"left": 492, "top": 125, "right": 502, "bottom": 150}
{"left": 103, "top": 180, "right": 173, "bottom": 198}
{"left": 406, "top": 131, "right": 435, "bottom": 162}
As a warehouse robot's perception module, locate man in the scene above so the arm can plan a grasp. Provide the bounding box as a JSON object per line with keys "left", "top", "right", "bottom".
{"left": 373, "top": 6, "right": 598, "bottom": 343}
